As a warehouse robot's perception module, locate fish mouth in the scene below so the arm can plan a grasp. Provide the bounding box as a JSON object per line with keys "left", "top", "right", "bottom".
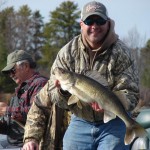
{"left": 53, "top": 67, "right": 75, "bottom": 90}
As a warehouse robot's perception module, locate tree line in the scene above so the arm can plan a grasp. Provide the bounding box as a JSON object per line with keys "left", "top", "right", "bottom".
{"left": 0, "top": 1, "right": 80, "bottom": 92}
{"left": 0, "top": 1, "right": 149, "bottom": 106}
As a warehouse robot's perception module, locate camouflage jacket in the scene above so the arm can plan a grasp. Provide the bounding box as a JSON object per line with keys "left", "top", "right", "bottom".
{"left": 24, "top": 20, "right": 139, "bottom": 149}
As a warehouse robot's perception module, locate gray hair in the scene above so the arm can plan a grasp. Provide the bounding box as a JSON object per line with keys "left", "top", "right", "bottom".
{"left": 16, "top": 60, "right": 36, "bottom": 69}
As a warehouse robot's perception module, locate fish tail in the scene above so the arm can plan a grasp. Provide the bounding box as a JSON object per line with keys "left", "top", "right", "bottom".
{"left": 124, "top": 122, "right": 148, "bottom": 145}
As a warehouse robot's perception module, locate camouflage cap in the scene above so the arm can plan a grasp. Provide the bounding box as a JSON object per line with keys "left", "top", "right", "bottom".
{"left": 1, "top": 50, "right": 33, "bottom": 73}
{"left": 81, "top": 1, "right": 108, "bottom": 21}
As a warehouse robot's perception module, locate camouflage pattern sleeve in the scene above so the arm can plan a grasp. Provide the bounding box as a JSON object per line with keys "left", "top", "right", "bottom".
{"left": 23, "top": 82, "right": 52, "bottom": 144}
{"left": 109, "top": 40, "right": 139, "bottom": 111}
{"left": 23, "top": 74, "right": 70, "bottom": 146}
{"left": 23, "top": 45, "right": 72, "bottom": 144}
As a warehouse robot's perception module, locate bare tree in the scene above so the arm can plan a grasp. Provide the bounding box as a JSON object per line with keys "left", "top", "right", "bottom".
{"left": 121, "top": 26, "right": 150, "bottom": 113}
{"left": 122, "top": 26, "right": 146, "bottom": 49}
{"left": 121, "top": 26, "right": 147, "bottom": 75}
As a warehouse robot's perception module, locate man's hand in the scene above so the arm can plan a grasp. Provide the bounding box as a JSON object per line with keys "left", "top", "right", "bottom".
{"left": 90, "top": 102, "right": 104, "bottom": 112}
{"left": 55, "top": 79, "right": 61, "bottom": 88}
{"left": 0, "top": 102, "right": 7, "bottom": 116}
{"left": 22, "top": 141, "right": 39, "bottom": 150}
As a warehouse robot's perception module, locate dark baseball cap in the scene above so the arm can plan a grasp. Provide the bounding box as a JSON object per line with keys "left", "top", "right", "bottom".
{"left": 81, "top": 1, "right": 108, "bottom": 21}
{"left": 1, "top": 50, "right": 33, "bottom": 73}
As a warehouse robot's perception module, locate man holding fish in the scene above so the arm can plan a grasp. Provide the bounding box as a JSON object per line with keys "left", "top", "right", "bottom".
{"left": 23, "top": 1, "right": 142, "bottom": 150}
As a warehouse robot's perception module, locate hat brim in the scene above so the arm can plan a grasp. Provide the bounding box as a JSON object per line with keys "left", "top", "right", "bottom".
{"left": 1, "top": 63, "right": 15, "bottom": 73}
{"left": 82, "top": 12, "right": 107, "bottom": 21}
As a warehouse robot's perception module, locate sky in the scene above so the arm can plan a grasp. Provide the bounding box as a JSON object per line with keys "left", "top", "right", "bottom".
{"left": 2, "top": 0, "right": 150, "bottom": 45}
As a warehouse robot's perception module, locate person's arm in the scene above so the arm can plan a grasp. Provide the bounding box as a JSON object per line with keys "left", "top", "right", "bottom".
{"left": 112, "top": 43, "right": 139, "bottom": 111}
{"left": 23, "top": 45, "right": 72, "bottom": 147}
{"left": 23, "top": 82, "right": 52, "bottom": 147}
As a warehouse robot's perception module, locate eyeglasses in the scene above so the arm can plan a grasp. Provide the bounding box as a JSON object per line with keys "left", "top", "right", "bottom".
{"left": 7, "top": 67, "right": 16, "bottom": 75}
{"left": 83, "top": 18, "right": 107, "bottom": 26}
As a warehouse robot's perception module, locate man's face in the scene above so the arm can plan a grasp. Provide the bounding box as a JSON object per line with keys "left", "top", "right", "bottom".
{"left": 80, "top": 15, "right": 109, "bottom": 48}
{"left": 9, "top": 63, "right": 28, "bottom": 84}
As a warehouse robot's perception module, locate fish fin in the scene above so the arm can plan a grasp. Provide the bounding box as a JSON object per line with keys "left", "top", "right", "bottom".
{"left": 113, "top": 90, "right": 129, "bottom": 110}
{"left": 124, "top": 122, "right": 148, "bottom": 145}
{"left": 103, "top": 110, "right": 116, "bottom": 123}
{"left": 84, "top": 70, "right": 108, "bottom": 87}
{"left": 68, "top": 95, "right": 79, "bottom": 105}
{"left": 68, "top": 96, "right": 83, "bottom": 109}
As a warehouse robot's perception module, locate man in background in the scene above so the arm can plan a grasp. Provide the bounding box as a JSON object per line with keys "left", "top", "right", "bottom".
{"left": 0, "top": 50, "right": 48, "bottom": 149}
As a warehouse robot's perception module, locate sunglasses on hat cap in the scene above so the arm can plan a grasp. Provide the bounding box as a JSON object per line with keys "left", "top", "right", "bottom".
{"left": 6, "top": 67, "right": 16, "bottom": 75}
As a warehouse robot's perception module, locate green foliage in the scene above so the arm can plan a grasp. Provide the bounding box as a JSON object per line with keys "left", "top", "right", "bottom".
{"left": 0, "top": 9, "right": 12, "bottom": 92}
{"left": 40, "top": 1, "right": 80, "bottom": 69}
{"left": 0, "top": 39, "right": 16, "bottom": 92}
{"left": 0, "top": 73, "right": 16, "bottom": 92}
{"left": 30, "top": 10, "right": 44, "bottom": 60}
{"left": 18, "top": 4, "right": 31, "bottom": 16}
{"left": 141, "top": 68, "right": 150, "bottom": 88}
{"left": 0, "top": 5, "right": 44, "bottom": 92}
{"left": 0, "top": 34, "right": 7, "bottom": 68}
{"left": 146, "top": 39, "right": 150, "bottom": 49}
{"left": 140, "top": 39, "right": 150, "bottom": 88}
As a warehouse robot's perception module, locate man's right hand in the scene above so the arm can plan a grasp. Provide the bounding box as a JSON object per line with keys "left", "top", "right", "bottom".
{"left": 22, "top": 141, "right": 39, "bottom": 150}
{"left": 0, "top": 102, "right": 7, "bottom": 116}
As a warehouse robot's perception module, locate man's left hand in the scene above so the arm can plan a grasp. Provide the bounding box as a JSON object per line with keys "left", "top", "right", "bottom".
{"left": 90, "top": 102, "right": 104, "bottom": 112}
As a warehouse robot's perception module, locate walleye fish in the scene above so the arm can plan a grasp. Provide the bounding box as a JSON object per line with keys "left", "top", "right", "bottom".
{"left": 53, "top": 67, "right": 148, "bottom": 145}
